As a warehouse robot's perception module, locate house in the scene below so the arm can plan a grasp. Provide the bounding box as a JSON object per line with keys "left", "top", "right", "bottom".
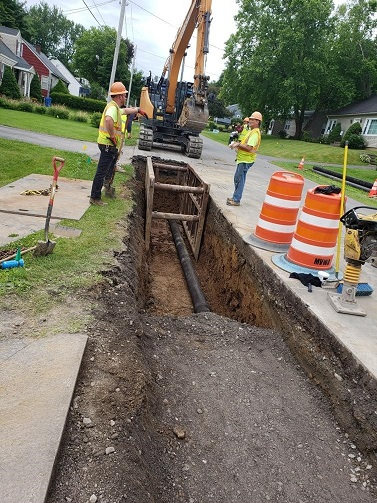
{"left": 267, "top": 110, "right": 327, "bottom": 138}
{"left": 50, "top": 59, "right": 90, "bottom": 97}
{"left": 227, "top": 104, "right": 242, "bottom": 119}
{"left": 325, "top": 95, "right": 377, "bottom": 148}
{"left": 22, "top": 40, "right": 69, "bottom": 97}
{"left": 0, "top": 26, "right": 35, "bottom": 97}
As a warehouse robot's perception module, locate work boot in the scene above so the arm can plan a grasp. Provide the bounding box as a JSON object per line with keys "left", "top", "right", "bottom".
{"left": 90, "top": 198, "right": 107, "bottom": 206}
{"left": 226, "top": 198, "right": 240, "bottom": 206}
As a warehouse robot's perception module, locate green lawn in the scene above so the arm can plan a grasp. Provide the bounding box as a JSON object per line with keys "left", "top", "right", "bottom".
{"left": 0, "top": 108, "right": 140, "bottom": 145}
{"left": 202, "top": 130, "right": 377, "bottom": 166}
{"left": 0, "top": 138, "right": 133, "bottom": 314}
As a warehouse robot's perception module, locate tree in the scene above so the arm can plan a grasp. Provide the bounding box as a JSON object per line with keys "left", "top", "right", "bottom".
{"left": 330, "top": 0, "right": 377, "bottom": 102}
{"left": 73, "top": 26, "right": 134, "bottom": 90}
{"left": 207, "top": 79, "right": 231, "bottom": 118}
{"left": 30, "top": 73, "right": 42, "bottom": 102}
{"left": 0, "top": 0, "right": 28, "bottom": 32}
{"left": 0, "top": 66, "right": 21, "bottom": 99}
{"left": 221, "top": 0, "right": 333, "bottom": 138}
{"left": 52, "top": 79, "right": 69, "bottom": 94}
{"left": 23, "top": 1, "right": 84, "bottom": 65}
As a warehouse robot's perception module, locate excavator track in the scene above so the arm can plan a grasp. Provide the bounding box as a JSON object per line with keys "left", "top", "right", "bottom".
{"left": 186, "top": 136, "right": 203, "bottom": 158}
{"left": 138, "top": 127, "right": 154, "bottom": 151}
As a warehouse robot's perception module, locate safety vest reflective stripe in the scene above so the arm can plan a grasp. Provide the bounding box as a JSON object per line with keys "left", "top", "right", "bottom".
{"left": 289, "top": 237, "right": 336, "bottom": 256}
{"left": 299, "top": 210, "right": 339, "bottom": 229}
{"left": 98, "top": 101, "right": 122, "bottom": 145}
{"left": 264, "top": 194, "right": 301, "bottom": 208}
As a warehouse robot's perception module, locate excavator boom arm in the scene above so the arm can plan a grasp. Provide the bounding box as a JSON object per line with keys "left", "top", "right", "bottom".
{"left": 166, "top": 0, "right": 212, "bottom": 114}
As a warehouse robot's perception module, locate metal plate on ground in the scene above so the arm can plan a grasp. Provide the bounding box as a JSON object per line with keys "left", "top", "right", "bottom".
{"left": 0, "top": 174, "right": 91, "bottom": 246}
{"left": 0, "top": 174, "right": 92, "bottom": 219}
{"left": 50, "top": 224, "right": 82, "bottom": 238}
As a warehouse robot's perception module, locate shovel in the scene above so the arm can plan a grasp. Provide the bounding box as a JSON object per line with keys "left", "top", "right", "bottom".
{"left": 34, "top": 156, "right": 65, "bottom": 257}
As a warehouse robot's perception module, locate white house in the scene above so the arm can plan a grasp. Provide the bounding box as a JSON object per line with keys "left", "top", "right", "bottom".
{"left": 50, "top": 59, "right": 90, "bottom": 97}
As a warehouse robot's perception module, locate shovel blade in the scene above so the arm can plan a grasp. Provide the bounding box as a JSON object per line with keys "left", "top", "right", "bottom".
{"left": 33, "top": 239, "right": 56, "bottom": 257}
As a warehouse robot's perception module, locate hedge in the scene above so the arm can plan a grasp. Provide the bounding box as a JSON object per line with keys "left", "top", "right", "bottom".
{"left": 49, "top": 92, "right": 106, "bottom": 113}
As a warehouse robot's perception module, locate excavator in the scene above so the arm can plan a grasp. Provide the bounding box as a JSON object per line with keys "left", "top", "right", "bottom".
{"left": 138, "top": 0, "right": 212, "bottom": 159}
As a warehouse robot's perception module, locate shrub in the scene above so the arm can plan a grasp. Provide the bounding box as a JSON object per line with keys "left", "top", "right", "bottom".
{"left": 90, "top": 112, "right": 102, "bottom": 128}
{"left": 0, "top": 96, "right": 11, "bottom": 108}
{"left": 319, "top": 135, "right": 331, "bottom": 144}
{"left": 30, "top": 74, "right": 42, "bottom": 102}
{"left": 34, "top": 104, "right": 46, "bottom": 114}
{"left": 341, "top": 121, "right": 362, "bottom": 147}
{"left": 70, "top": 111, "right": 89, "bottom": 122}
{"left": 50, "top": 92, "right": 105, "bottom": 113}
{"left": 328, "top": 123, "right": 342, "bottom": 143}
{"left": 278, "top": 130, "right": 288, "bottom": 139}
{"left": 0, "top": 66, "right": 21, "bottom": 99}
{"left": 46, "top": 105, "right": 70, "bottom": 119}
{"left": 207, "top": 120, "right": 215, "bottom": 130}
{"left": 17, "top": 100, "right": 33, "bottom": 112}
{"left": 302, "top": 131, "right": 312, "bottom": 142}
{"left": 345, "top": 133, "right": 366, "bottom": 149}
{"left": 52, "top": 79, "right": 69, "bottom": 94}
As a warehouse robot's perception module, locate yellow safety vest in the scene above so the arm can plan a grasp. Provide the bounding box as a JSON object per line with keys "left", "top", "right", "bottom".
{"left": 97, "top": 101, "right": 123, "bottom": 148}
{"left": 237, "top": 128, "right": 261, "bottom": 164}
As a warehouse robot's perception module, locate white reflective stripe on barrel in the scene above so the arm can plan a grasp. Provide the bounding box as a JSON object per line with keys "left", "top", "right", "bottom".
{"left": 257, "top": 218, "right": 296, "bottom": 233}
{"left": 264, "top": 194, "right": 301, "bottom": 209}
{"left": 290, "top": 237, "right": 336, "bottom": 255}
{"left": 299, "top": 210, "right": 339, "bottom": 229}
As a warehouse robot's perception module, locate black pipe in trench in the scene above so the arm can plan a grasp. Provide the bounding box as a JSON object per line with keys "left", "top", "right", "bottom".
{"left": 168, "top": 220, "right": 210, "bottom": 313}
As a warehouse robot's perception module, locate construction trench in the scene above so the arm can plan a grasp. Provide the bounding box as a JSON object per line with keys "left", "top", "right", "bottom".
{"left": 48, "top": 157, "right": 377, "bottom": 503}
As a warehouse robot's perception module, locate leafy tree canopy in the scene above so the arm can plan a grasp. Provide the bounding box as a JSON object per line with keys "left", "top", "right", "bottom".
{"left": 0, "top": 0, "right": 27, "bottom": 32}
{"left": 73, "top": 26, "right": 134, "bottom": 91}
{"left": 222, "top": 0, "right": 334, "bottom": 138}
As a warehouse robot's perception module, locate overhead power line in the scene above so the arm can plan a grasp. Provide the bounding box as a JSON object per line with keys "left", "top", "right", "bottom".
{"left": 64, "top": 0, "right": 115, "bottom": 15}
{"left": 127, "top": 0, "right": 224, "bottom": 52}
{"left": 81, "top": 0, "right": 103, "bottom": 26}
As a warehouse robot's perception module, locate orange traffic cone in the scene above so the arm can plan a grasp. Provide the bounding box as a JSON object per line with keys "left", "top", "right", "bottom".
{"left": 368, "top": 179, "right": 377, "bottom": 198}
{"left": 297, "top": 157, "right": 305, "bottom": 170}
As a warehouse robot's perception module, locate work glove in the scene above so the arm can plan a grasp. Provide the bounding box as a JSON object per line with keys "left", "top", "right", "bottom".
{"left": 138, "top": 108, "right": 149, "bottom": 119}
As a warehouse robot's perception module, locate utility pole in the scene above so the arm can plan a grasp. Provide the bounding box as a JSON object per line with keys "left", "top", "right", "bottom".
{"left": 126, "top": 46, "right": 136, "bottom": 107}
{"left": 108, "top": 0, "right": 127, "bottom": 98}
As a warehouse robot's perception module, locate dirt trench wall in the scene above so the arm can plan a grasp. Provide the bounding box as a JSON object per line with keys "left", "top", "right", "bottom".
{"left": 197, "top": 200, "right": 377, "bottom": 453}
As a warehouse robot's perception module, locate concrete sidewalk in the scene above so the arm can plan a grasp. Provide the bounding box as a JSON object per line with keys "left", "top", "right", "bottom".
{"left": 0, "top": 333, "right": 87, "bottom": 503}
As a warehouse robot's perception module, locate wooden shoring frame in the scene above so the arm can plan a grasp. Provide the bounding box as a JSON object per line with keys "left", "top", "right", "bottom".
{"left": 144, "top": 157, "right": 209, "bottom": 259}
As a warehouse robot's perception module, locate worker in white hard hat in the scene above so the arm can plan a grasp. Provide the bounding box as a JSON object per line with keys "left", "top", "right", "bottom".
{"left": 90, "top": 81, "right": 148, "bottom": 206}
{"left": 227, "top": 111, "right": 262, "bottom": 206}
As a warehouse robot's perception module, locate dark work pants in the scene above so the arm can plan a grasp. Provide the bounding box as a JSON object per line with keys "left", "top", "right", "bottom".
{"left": 90, "top": 144, "right": 118, "bottom": 200}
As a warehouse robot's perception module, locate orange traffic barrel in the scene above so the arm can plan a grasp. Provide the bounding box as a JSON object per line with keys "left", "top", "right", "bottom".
{"left": 272, "top": 186, "right": 344, "bottom": 276}
{"left": 244, "top": 171, "right": 304, "bottom": 252}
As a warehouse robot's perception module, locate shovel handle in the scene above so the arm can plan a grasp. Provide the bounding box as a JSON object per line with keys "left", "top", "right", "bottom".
{"left": 52, "top": 156, "right": 65, "bottom": 182}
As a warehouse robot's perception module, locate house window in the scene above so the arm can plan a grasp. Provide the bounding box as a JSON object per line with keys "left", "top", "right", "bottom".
{"left": 41, "top": 75, "right": 49, "bottom": 90}
{"left": 284, "top": 122, "right": 291, "bottom": 131}
{"left": 325, "top": 120, "right": 336, "bottom": 134}
{"left": 363, "top": 119, "right": 377, "bottom": 135}
{"left": 351, "top": 118, "right": 362, "bottom": 124}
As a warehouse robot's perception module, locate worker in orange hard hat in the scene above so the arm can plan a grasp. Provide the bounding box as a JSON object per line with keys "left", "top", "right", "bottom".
{"left": 227, "top": 111, "right": 262, "bottom": 206}
{"left": 90, "top": 81, "right": 149, "bottom": 205}
{"left": 238, "top": 116, "right": 250, "bottom": 142}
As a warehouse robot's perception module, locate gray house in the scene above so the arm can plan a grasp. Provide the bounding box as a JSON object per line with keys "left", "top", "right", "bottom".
{"left": 325, "top": 95, "right": 377, "bottom": 148}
